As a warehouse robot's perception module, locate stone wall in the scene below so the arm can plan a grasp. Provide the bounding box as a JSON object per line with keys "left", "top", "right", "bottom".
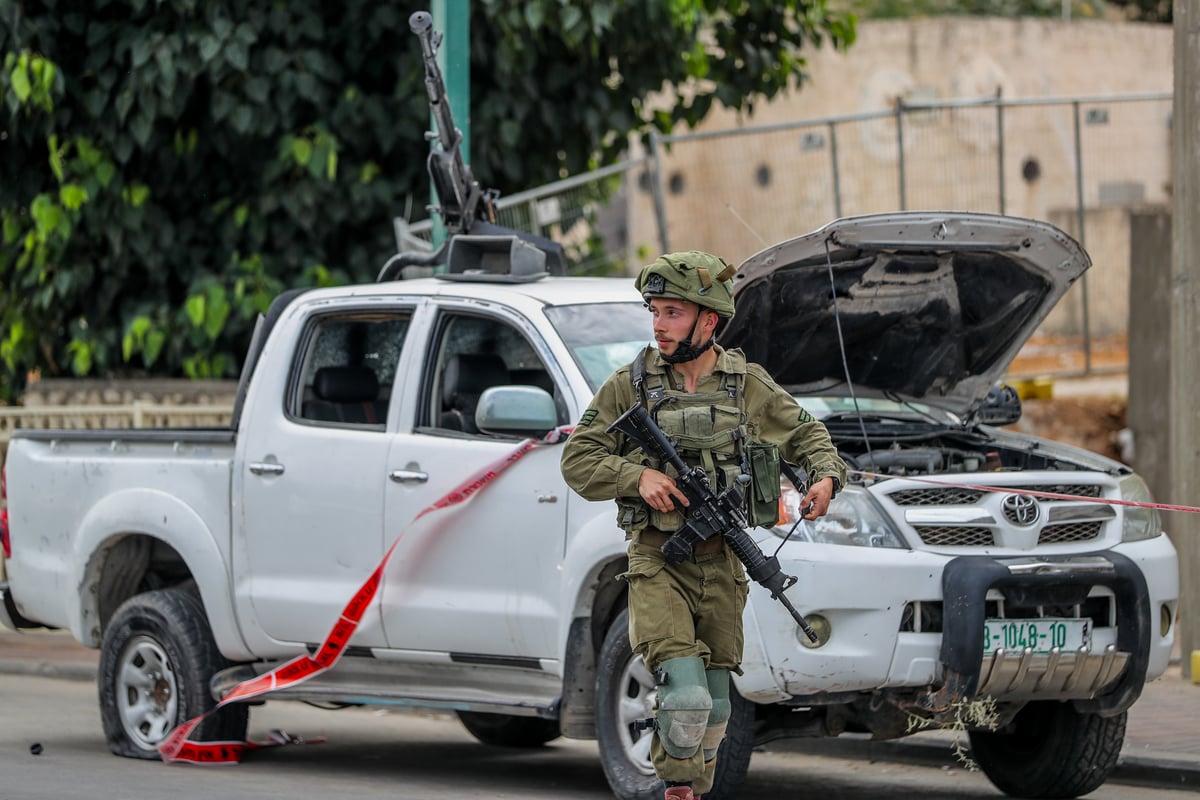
{"left": 19, "top": 377, "right": 239, "bottom": 407}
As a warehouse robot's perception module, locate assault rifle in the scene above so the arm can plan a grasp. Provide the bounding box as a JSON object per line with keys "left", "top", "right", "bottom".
{"left": 608, "top": 404, "right": 820, "bottom": 643}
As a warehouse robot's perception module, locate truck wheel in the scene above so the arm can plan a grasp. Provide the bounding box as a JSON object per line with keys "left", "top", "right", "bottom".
{"left": 98, "top": 586, "right": 249, "bottom": 759}
{"left": 595, "top": 608, "right": 755, "bottom": 800}
{"left": 968, "top": 700, "right": 1126, "bottom": 799}
{"left": 455, "top": 711, "right": 561, "bottom": 747}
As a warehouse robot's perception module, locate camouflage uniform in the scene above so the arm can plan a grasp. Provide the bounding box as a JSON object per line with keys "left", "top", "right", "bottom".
{"left": 562, "top": 310, "right": 846, "bottom": 793}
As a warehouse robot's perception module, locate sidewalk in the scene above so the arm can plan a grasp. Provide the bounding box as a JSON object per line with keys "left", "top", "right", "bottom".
{"left": 1, "top": 626, "right": 1196, "bottom": 790}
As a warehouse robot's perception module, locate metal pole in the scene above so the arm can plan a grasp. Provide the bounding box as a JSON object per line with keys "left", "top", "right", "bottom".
{"left": 896, "top": 97, "right": 907, "bottom": 211}
{"left": 527, "top": 199, "right": 539, "bottom": 236}
{"left": 829, "top": 121, "right": 843, "bottom": 218}
{"left": 1171, "top": 0, "right": 1200, "bottom": 679}
{"left": 430, "top": 0, "right": 470, "bottom": 248}
{"left": 648, "top": 131, "right": 671, "bottom": 254}
{"left": 1073, "top": 100, "right": 1092, "bottom": 373}
{"left": 996, "top": 90, "right": 1006, "bottom": 215}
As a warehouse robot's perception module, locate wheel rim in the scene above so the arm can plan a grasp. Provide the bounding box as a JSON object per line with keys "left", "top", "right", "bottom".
{"left": 115, "top": 635, "right": 179, "bottom": 750}
{"left": 613, "top": 652, "right": 659, "bottom": 777}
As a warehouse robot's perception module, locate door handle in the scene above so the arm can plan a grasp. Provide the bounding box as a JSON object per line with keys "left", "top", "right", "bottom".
{"left": 248, "top": 462, "right": 285, "bottom": 476}
{"left": 389, "top": 469, "right": 429, "bottom": 483}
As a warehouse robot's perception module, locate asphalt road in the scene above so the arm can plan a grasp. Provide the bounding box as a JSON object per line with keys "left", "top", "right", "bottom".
{"left": 1, "top": 673, "right": 1190, "bottom": 800}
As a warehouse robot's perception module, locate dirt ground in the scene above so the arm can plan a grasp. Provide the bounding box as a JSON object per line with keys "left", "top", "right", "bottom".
{"left": 1004, "top": 334, "right": 1130, "bottom": 463}
{"left": 1007, "top": 394, "right": 1129, "bottom": 463}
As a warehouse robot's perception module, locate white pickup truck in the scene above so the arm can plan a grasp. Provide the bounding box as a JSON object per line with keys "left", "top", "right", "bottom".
{"left": 1, "top": 213, "right": 1178, "bottom": 800}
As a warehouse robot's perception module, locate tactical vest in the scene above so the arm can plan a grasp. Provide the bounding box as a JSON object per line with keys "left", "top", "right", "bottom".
{"left": 615, "top": 347, "right": 781, "bottom": 535}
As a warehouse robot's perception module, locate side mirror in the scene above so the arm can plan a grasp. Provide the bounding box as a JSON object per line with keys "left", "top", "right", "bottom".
{"left": 476, "top": 386, "right": 558, "bottom": 436}
{"left": 977, "top": 382, "right": 1022, "bottom": 426}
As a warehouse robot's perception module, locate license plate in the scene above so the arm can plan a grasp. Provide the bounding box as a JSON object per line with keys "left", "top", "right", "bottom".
{"left": 983, "top": 618, "right": 1090, "bottom": 654}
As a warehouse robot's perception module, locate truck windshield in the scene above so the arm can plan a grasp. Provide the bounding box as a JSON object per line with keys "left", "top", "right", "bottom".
{"left": 544, "top": 302, "right": 649, "bottom": 391}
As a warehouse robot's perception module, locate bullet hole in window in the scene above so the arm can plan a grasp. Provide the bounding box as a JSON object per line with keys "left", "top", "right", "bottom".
{"left": 1021, "top": 157, "right": 1042, "bottom": 184}
{"left": 755, "top": 164, "right": 771, "bottom": 188}
{"left": 668, "top": 171, "right": 686, "bottom": 195}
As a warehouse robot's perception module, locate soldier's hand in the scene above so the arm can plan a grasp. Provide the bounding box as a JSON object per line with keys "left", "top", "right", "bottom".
{"left": 801, "top": 476, "right": 836, "bottom": 520}
{"left": 638, "top": 468, "right": 689, "bottom": 513}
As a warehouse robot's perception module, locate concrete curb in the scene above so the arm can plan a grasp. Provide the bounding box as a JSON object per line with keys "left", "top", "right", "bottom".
{"left": 0, "top": 658, "right": 97, "bottom": 683}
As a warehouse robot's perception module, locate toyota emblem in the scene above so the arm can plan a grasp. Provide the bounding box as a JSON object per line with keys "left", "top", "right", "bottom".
{"left": 1002, "top": 493, "right": 1041, "bottom": 526}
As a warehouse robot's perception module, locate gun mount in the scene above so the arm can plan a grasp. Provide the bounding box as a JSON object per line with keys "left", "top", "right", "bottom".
{"left": 379, "top": 12, "right": 566, "bottom": 282}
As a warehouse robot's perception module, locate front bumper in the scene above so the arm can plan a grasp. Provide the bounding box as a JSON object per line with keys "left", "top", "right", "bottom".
{"left": 925, "top": 551, "right": 1151, "bottom": 716}
{"left": 736, "top": 534, "right": 1175, "bottom": 712}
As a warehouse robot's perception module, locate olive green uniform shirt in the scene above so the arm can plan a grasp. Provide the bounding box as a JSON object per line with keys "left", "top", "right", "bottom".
{"left": 561, "top": 345, "right": 846, "bottom": 515}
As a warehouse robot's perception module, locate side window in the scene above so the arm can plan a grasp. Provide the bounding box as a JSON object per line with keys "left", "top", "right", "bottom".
{"left": 290, "top": 311, "right": 411, "bottom": 430}
{"left": 425, "top": 312, "right": 561, "bottom": 434}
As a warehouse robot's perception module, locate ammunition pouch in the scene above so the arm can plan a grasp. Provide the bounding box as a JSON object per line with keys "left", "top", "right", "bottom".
{"left": 746, "top": 441, "right": 781, "bottom": 528}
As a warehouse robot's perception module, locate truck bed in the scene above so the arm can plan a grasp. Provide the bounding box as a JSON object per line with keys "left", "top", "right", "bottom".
{"left": 4, "top": 428, "right": 237, "bottom": 639}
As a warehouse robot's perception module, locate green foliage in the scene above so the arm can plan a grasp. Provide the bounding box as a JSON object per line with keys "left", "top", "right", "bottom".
{"left": 0, "top": 0, "right": 855, "bottom": 402}
{"left": 477, "top": 1, "right": 857, "bottom": 189}
{"left": 1108, "top": 0, "right": 1170, "bottom": 22}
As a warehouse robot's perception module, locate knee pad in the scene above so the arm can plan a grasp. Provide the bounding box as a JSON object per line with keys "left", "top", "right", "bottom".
{"left": 654, "top": 657, "right": 712, "bottom": 759}
{"left": 701, "top": 669, "right": 731, "bottom": 761}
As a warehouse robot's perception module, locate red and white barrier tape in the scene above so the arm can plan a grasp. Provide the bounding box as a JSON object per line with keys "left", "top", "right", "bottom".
{"left": 159, "top": 426, "right": 573, "bottom": 765}
{"left": 849, "top": 469, "right": 1200, "bottom": 514}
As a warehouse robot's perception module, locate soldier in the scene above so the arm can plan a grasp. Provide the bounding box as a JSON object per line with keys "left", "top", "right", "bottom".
{"left": 560, "top": 251, "right": 847, "bottom": 800}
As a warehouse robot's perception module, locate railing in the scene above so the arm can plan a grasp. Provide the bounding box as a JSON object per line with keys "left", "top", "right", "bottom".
{"left": 395, "top": 158, "right": 648, "bottom": 276}
{"left": 0, "top": 403, "right": 234, "bottom": 454}
{"left": 396, "top": 90, "right": 1164, "bottom": 379}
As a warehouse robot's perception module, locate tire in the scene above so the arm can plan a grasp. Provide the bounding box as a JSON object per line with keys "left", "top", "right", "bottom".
{"left": 968, "top": 701, "right": 1126, "bottom": 799}
{"left": 456, "top": 711, "right": 561, "bottom": 747}
{"left": 595, "top": 607, "right": 755, "bottom": 800}
{"left": 98, "top": 586, "right": 249, "bottom": 759}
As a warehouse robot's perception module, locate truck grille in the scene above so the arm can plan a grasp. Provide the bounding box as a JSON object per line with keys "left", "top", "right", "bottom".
{"left": 1039, "top": 521, "right": 1104, "bottom": 544}
{"left": 890, "top": 488, "right": 984, "bottom": 506}
{"left": 884, "top": 480, "right": 1113, "bottom": 550}
{"left": 913, "top": 526, "right": 995, "bottom": 547}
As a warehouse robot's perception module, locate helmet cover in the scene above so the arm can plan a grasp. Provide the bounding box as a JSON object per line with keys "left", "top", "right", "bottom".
{"left": 635, "top": 251, "right": 736, "bottom": 318}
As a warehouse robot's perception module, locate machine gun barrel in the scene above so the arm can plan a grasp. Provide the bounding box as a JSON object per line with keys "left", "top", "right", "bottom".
{"left": 408, "top": 11, "right": 491, "bottom": 235}
{"left": 608, "top": 404, "right": 820, "bottom": 642}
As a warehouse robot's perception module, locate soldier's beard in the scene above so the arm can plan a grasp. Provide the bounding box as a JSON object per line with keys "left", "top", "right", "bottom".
{"left": 660, "top": 317, "right": 715, "bottom": 364}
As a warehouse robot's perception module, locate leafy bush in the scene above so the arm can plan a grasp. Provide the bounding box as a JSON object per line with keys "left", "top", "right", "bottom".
{"left": 0, "top": 0, "right": 854, "bottom": 401}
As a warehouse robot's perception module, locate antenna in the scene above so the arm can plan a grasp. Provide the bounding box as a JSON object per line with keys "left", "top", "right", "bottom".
{"left": 725, "top": 204, "right": 767, "bottom": 247}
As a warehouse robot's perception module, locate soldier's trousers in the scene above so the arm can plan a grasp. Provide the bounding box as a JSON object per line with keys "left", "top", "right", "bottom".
{"left": 620, "top": 530, "right": 749, "bottom": 793}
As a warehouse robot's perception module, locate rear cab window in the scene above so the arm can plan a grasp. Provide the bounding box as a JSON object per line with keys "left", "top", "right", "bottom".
{"left": 287, "top": 311, "right": 412, "bottom": 430}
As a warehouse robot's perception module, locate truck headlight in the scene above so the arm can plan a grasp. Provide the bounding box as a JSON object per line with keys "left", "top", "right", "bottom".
{"left": 1118, "top": 473, "right": 1163, "bottom": 542}
{"left": 773, "top": 484, "right": 908, "bottom": 548}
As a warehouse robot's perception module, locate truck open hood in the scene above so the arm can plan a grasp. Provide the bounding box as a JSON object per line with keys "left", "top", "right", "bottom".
{"left": 721, "top": 212, "right": 1090, "bottom": 416}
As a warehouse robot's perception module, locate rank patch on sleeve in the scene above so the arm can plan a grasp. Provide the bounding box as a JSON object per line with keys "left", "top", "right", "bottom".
{"left": 579, "top": 409, "right": 599, "bottom": 427}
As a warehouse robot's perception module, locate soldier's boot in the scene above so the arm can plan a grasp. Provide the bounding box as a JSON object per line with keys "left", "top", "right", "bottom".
{"left": 664, "top": 786, "right": 694, "bottom": 800}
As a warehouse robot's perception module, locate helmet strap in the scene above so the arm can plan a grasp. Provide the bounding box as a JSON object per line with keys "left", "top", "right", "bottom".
{"left": 660, "top": 313, "right": 715, "bottom": 364}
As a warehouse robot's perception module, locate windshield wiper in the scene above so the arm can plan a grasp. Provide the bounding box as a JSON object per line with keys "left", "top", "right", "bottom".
{"left": 882, "top": 390, "right": 951, "bottom": 426}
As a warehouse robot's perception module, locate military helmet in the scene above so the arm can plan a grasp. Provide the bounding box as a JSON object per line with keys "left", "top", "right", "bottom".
{"left": 635, "top": 251, "right": 737, "bottom": 318}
